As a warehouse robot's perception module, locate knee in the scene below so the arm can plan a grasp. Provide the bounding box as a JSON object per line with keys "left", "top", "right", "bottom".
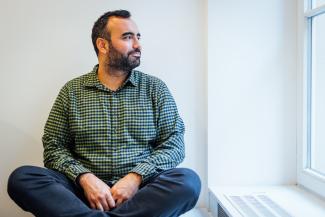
{"left": 174, "top": 168, "right": 201, "bottom": 200}
{"left": 7, "top": 165, "right": 38, "bottom": 198}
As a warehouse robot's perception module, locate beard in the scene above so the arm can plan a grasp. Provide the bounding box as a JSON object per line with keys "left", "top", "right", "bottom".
{"left": 107, "top": 43, "right": 141, "bottom": 72}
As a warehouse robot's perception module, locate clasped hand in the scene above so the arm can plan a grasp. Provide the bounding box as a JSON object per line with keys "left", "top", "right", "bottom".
{"left": 79, "top": 173, "right": 142, "bottom": 211}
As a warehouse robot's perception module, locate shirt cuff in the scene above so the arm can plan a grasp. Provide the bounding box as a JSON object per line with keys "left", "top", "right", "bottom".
{"left": 64, "top": 164, "right": 92, "bottom": 185}
{"left": 130, "top": 162, "right": 157, "bottom": 183}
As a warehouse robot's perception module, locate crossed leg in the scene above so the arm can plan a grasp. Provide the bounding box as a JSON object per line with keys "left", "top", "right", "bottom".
{"left": 7, "top": 166, "right": 201, "bottom": 217}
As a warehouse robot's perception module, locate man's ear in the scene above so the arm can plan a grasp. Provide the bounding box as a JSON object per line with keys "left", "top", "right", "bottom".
{"left": 96, "top": 38, "right": 109, "bottom": 54}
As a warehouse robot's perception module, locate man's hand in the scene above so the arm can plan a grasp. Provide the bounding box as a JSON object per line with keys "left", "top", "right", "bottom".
{"left": 111, "top": 173, "right": 142, "bottom": 206}
{"left": 79, "top": 173, "right": 115, "bottom": 211}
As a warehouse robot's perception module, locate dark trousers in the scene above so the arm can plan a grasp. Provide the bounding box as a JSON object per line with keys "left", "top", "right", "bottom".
{"left": 7, "top": 166, "right": 201, "bottom": 217}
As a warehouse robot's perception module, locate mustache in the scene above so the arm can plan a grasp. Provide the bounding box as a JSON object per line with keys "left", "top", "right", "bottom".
{"left": 128, "top": 49, "right": 141, "bottom": 56}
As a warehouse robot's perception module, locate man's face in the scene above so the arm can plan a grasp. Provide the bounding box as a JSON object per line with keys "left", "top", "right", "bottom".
{"left": 106, "top": 17, "right": 141, "bottom": 72}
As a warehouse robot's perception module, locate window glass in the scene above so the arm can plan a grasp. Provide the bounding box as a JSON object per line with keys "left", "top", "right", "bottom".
{"left": 313, "top": 0, "right": 325, "bottom": 8}
{"left": 311, "top": 13, "right": 325, "bottom": 174}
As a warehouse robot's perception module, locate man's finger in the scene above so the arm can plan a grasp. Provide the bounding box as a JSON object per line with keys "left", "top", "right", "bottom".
{"left": 106, "top": 194, "right": 116, "bottom": 208}
{"left": 116, "top": 198, "right": 124, "bottom": 207}
{"left": 89, "top": 201, "right": 96, "bottom": 210}
{"left": 100, "top": 198, "right": 110, "bottom": 211}
{"left": 95, "top": 202, "right": 104, "bottom": 211}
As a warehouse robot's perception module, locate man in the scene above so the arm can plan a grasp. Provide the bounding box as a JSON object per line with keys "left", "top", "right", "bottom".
{"left": 7, "top": 10, "right": 201, "bottom": 217}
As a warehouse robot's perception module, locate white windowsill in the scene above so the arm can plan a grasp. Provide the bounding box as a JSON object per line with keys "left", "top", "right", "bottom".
{"left": 181, "top": 208, "right": 212, "bottom": 217}
{"left": 208, "top": 185, "right": 325, "bottom": 217}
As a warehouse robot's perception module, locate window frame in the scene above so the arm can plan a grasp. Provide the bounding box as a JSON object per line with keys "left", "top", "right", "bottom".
{"left": 297, "top": 0, "right": 325, "bottom": 198}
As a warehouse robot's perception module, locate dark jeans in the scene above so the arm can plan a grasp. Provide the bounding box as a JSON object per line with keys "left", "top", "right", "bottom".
{"left": 7, "top": 166, "right": 201, "bottom": 217}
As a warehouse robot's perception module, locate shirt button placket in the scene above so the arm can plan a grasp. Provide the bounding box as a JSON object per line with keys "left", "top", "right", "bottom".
{"left": 111, "top": 92, "right": 118, "bottom": 168}
{"left": 111, "top": 93, "right": 118, "bottom": 136}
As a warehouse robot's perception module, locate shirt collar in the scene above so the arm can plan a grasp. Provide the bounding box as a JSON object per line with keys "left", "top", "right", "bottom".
{"left": 84, "top": 64, "right": 138, "bottom": 89}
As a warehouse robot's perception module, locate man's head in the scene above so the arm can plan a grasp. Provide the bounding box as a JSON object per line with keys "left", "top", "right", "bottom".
{"left": 92, "top": 10, "right": 141, "bottom": 72}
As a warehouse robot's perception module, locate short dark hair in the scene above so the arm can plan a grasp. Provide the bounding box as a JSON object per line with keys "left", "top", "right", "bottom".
{"left": 91, "top": 10, "right": 131, "bottom": 56}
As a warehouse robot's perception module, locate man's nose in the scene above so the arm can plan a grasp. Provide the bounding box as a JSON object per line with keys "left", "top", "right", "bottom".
{"left": 133, "top": 38, "right": 141, "bottom": 50}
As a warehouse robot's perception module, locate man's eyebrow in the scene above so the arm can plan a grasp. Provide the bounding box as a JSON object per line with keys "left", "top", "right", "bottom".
{"left": 121, "top": 32, "right": 141, "bottom": 37}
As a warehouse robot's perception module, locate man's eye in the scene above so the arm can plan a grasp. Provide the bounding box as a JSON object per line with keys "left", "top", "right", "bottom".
{"left": 123, "top": 35, "right": 132, "bottom": 40}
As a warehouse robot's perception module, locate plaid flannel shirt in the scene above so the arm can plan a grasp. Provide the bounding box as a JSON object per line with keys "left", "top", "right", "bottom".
{"left": 42, "top": 65, "right": 185, "bottom": 184}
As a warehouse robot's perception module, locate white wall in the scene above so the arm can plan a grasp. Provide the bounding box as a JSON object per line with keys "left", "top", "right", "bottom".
{"left": 0, "top": 1, "right": 207, "bottom": 216}
{"left": 208, "top": 0, "right": 297, "bottom": 186}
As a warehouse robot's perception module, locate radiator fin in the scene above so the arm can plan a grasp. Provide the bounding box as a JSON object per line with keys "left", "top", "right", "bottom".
{"left": 218, "top": 204, "right": 229, "bottom": 217}
{"left": 225, "top": 194, "right": 293, "bottom": 217}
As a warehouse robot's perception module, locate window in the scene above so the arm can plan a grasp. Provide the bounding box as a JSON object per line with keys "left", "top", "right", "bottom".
{"left": 298, "top": 0, "right": 325, "bottom": 197}
{"left": 310, "top": 10, "right": 325, "bottom": 176}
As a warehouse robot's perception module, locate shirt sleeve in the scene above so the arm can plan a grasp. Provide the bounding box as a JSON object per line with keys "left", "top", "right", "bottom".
{"left": 42, "top": 84, "right": 91, "bottom": 183}
{"left": 130, "top": 81, "right": 185, "bottom": 183}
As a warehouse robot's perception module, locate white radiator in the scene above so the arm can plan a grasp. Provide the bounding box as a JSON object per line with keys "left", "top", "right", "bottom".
{"left": 209, "top": 185, "right": 325, "bottom": 217}
{"left": 224, "top": 194, "right": 292, "bottom": 217}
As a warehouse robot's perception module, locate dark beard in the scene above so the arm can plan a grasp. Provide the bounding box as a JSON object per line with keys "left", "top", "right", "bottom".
{"left": 107, "top": 43, "right": 141, "bottom": 72}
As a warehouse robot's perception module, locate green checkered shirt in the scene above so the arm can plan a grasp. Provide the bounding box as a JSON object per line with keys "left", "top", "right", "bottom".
{"left": 42, "top": 65, "right": 185, "bottom": 184}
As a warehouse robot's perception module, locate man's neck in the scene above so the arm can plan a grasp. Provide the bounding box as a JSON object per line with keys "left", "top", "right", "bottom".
{"left": 97, "top": 64, "right": 129, "bottom": 91}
